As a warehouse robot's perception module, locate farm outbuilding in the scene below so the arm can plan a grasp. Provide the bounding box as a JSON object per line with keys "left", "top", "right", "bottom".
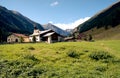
{"left": 7, "top": 33, "right": 29, "bottom": 43}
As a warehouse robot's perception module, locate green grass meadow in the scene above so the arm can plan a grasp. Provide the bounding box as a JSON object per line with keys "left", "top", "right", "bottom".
{"left": 0, "top": 40, "right": 120, "bottom": 78}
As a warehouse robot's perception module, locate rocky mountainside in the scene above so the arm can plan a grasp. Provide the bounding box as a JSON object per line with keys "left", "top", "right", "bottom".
{"left": 43, "top": 23, "right": 70, "bottom": 36}
{"left": 0, "top": 6, "right": 44, "bottom": 42}
{"left": 65, "top": 29, "right": 73, "bottom": 34}
{"left": 74, "top": 1, "right": 120, "bottom": 40}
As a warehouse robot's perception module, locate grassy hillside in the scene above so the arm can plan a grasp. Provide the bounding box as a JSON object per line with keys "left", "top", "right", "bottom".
{"left": 74, "top": 1, "right": 120, "bottom": 40}
{"left": 82, "top": 25, "right": 120, "bottom": 40}
{"left": 0, "top": 41, "right": 120, "bottom": 78}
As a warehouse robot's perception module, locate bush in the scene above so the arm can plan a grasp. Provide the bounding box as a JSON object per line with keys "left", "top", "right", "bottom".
{"left": 27, "top": 67, "right": 45, "bottom": 77}
{"left": 24, "top": 54, "right": 38, "bottom": 61}
{"left": 95, "top": 66, "right": 107, "bottom": 72}
{"left": 89, "top": 51, "right": 113, "bottom": 61}
{"left": 11, "top": 69, "right": 22, "bottom": 76}
{"left": 0, "top": 60, "right": 32, "bottom": 77}
{"left": 83, "top": 50, "right": 89, "bottom": 52}
{"left": 67, "top": 50, "right": 79, "bottom": 58}
{"left": 112, "top": 58, "right": 120, "bottom": 63}
{"left": 8, "top": 60, "right": 20, "bottom": 66}
{"left": 28, "top": 46, "right": 35, "bottom": 50}
{"left": 88, "top": 34, "right": 93, "bottom": 41}
{"left": 59, "top": 47, "right": 66, "bottom": 51}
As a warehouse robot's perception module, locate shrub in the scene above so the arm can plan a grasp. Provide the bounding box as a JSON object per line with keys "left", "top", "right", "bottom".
{"left": 27, "top": 67, "right": 45, "bottom": 77}
{"left": 21, "top": 47, "right": 24, "bottom": 50}
{"left": 95, "top": 66, "right": 107, "bottom": 72}
{"left": 28, "top": 46, "right": 35, "bottom": 50}
{"left": 24, "top": 54, "right": 38, "bottom": 61}
{"left": 88, "top": 34, "right": 93, "bottom": 41}
{"left": 83, "top": 50, "right": 89, "bottom": 52}
{"left": 112, "top": 58, "right": 120, "bottom": 63}
{"left": 67, "top": 50, "right": 79, "bottom": 58}
{"left": 11, "top": 69, "right": 22, "bottom": 76}
{"left": 20, "top": 37, "right": 24, "bottom": 43}
{"left": 89, "top": 51, "right": 113, "bottom": 61}
{"left": 59, "top": 47, "right": 66, "bottom": 51}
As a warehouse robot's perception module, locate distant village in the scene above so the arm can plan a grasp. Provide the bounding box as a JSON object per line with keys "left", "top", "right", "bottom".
{"left": 7, "top": 26, "right": 94, "bottom": 44}
{"left": 7, "top": 27, "right": 72, "bottom": 44}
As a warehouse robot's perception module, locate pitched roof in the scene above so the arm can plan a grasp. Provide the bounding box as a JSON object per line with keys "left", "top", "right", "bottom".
{"left": 64, "top": 37, "right": 74, "bottom": 40}
{"left": 30, "top": 29, "right": 64, "bottom": 37}
{"left": 12, "top": 33, "right": 28, "bottom": 38}
{"left": 43, "top": 32, "right": 55, "bottom": 37}
{"left": 40, "top": 29, "right": 52, "bottom": 35}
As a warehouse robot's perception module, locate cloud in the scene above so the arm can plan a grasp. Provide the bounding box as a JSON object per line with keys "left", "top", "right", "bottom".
{"left": 51, "top": 17, "right": 90, "bottom": 30}
{"left": 50, "top": 1, "right": 59, "bottom": 6}
{"left": 48, "top": 21, "right": 53, "bottom": 24}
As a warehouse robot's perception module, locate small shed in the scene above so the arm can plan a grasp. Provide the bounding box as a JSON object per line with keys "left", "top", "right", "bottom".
{"left": 7, "top": 33, "right": 29, "bottom": 43}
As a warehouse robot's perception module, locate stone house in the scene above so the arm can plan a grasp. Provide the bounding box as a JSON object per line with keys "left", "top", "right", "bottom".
{"left": 7, "top": 33, "right": 29, "bottom": 43}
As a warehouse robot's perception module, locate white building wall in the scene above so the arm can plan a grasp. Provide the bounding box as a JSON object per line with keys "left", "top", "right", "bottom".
{"left": 29, "top": 35, "right": 41, "bottom": 42}
{"left": 29, "top": 36, "right": 33, "bottom": 42}
{"left": 48, "top": 36, "right": 52, "bottom": 43}
{"left": 36, "top": 36, "right": 40, "bottom": 42}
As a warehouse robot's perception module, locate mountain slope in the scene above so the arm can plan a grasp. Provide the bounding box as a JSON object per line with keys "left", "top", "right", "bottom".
{"left": 74, "top": 1, "right": 120, "bottom": 40}
{"left": 0, "top": 6, "right": 44, "bottom": 42}
{"left": 43, "top": 23, "right": 70, "bottom": 36}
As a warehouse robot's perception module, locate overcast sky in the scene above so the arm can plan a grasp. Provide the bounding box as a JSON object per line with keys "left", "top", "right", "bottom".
{"left": 0, "top": 0, "right": 119, "bottom": 29}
